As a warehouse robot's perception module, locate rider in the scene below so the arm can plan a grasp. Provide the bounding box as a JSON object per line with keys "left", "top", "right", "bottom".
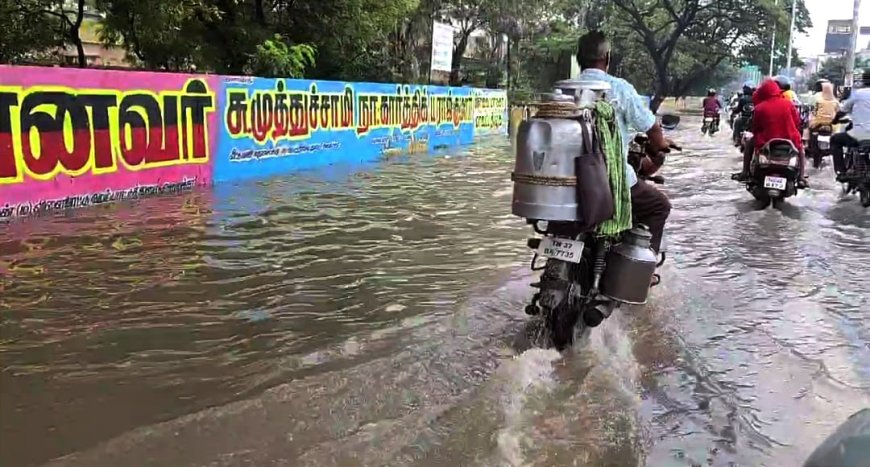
{"left": 808, "top": 81, "right": 838, "bottom": 134}
{"left": 702, "top": 88, "right": 722, "bottom": 129}
{"left": 733, "top": 78, "right": 805, "bottom": 185}
{"left": 732, "top": 82, "right": 756, "bottom": 146}
{"left": 576, "top": 30, "right": 671, "bottom": 253}
{"left": 831, "top": 69, "right": 870, "bottom": 182}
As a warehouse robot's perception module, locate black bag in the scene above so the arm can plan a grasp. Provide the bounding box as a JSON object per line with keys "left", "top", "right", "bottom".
{"left": 574, "top": 120, "right": 614, "bottom": 231}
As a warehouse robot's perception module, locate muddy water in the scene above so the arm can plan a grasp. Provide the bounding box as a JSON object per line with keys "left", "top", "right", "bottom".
{"left": 1, "top": 124, "right": 868, "bottom": 467}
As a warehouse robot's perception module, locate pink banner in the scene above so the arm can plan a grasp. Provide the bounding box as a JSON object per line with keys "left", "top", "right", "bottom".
{"left": 0, "top": 66, "right": 218, "bottom": 217}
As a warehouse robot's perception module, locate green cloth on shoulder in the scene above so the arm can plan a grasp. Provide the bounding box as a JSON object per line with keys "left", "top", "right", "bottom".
{"left": 594, "top": 101, "right": 632, "bottom": 236}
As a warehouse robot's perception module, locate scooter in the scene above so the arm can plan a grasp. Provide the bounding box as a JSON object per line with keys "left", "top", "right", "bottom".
{"left": 701, "top": 115, "right": 720, "bottom": 136}
{"left": 734, "top": 138, "right": 803, "bottom": 208}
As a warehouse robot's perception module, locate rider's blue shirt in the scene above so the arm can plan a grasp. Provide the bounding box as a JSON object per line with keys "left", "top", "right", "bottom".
{"left": 842, "top": 88, "right": 870, "bottom": 140}
{"left": 579, "top": 68, "right": 657, "bottom": 188}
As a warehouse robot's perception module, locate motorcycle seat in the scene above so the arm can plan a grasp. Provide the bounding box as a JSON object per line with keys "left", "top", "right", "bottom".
{"left": 815, "top": 126, "right": 833, "bottom": 134}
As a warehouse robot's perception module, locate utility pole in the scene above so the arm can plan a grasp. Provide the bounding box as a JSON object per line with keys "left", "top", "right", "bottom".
{"left": 785, "top": 0, "right": 798, "bottom": 77}
{"left": 845, "top": 0, "right": 862, "bottom": 87}
{"left": 769, "top": 0, "right": 779, "bottom": 76}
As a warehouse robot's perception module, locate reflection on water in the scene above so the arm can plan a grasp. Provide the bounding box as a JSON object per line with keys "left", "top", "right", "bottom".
{"left": 1, "top": 127, "right": 869, "bottom": 467}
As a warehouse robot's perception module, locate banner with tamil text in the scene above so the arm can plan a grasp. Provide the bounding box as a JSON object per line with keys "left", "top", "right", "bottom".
{"left": 0, "top": 66, "right": 218, "bottom": 219}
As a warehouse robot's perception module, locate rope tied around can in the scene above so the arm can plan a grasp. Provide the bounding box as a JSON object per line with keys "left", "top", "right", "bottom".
{"left": 533, "top": 101, "right": 582, "bottom": 119}
{"left": 510, "top": 172, "right": 577, "bottom": 186}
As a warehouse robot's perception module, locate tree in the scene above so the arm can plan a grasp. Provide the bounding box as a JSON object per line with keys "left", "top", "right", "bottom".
{"left": 810, "top": 55, "right": 870, "bottom": 87}
{"left": 609, "top": 0, "right": 811, "bottom": 112}
{"left": 244, "top": 35, "right": 316, "bottom": 78}
{"left": 0, "top": 0, "right": 65, "bottom": 63}
{"left": 0, "top": 0, "right": 91, "bottom": 66}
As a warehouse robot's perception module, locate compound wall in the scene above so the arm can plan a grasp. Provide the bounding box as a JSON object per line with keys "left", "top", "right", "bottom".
{"left": 0, "top": 66, "right": 507, "bottom": 220}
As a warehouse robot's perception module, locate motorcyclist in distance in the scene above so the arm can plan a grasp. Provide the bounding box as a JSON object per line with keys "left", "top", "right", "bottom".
{"left": 776, "top": 75, "right": 801, "bottom": 105}
{"left": 807, "top": 81, "right": 838, "bottom": 137}
{"left": 733, "top": 78, "right": 806, "bottom": 186}
{"left": 732, "top": 82, "right": 756, "bottom": 146}
{"left": 702, "top": 89, "right": 722, "bottom": 129}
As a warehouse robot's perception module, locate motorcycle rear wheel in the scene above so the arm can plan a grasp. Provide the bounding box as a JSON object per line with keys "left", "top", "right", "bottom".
{"left": 545, "top": 303, "right": 581, "bottom": 350}
{"left": 860, "top": 187, "right": 870, "bottom": 207}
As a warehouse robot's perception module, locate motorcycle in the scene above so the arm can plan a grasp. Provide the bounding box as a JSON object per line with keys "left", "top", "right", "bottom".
{"left": 513, "top": 80, "right": 678, "bottom": 350}
{"left": 734, "top": 138, "right": 802, "bottom": 208}
{"left": 733, "top": 105, "right": 754, "bottom": 150}
{"left": 807, "top": 124, "right": 834, "bottom": 169}
{"left": 701, "top": 115, "right": 720, "bottom": 136}
{"left": 834, "top": 115, "right": 870, "bottom": 207}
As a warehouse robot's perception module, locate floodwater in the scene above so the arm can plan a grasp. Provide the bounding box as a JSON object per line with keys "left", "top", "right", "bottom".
{"left": 1, "top": 122, "right": 869, "bottom": 467}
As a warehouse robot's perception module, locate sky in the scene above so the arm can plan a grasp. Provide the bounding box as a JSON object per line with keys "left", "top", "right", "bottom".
{"left": 794, "top": 0, "right": 870, "bottom": 57}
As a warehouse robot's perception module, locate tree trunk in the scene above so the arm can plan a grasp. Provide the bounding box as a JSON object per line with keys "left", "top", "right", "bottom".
{"left": 254, "top": 0, "right": 266, "bottom": 25}
{"left": 71, "top": 0, "right": 86, "bottom": 67}
{"left": 650, "top": 95, "right": 665, "bottom": 114}
{"left": 450, "top": 32, "right": 470, "bottom": 86}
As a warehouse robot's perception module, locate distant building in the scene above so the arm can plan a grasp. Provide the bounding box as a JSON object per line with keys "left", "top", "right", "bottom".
{"left": 824, "top": 20, "right": 870, "bottom": 55}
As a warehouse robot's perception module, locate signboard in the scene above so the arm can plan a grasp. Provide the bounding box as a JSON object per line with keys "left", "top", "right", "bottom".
{"left": 0, "top": 66, "right": 216, "bottom": 219}
{"left": 431, "top": 22, "right": 455, "bottom": 74}
{"left": 0, "top": 65, "right": 508, "bottom": 220}
{"left": 216, "top": 77, "right": 477, "bottom": 181}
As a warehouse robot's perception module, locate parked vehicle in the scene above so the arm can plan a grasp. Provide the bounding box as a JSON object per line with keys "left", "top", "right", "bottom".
{"left": 512, "top": 80, "right": 677, "bottom": 350}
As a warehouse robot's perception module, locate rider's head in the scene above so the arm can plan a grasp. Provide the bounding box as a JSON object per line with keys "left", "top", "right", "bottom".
{"left": 707, "top": 88, "right": 716, "bottom": 97}
{"left": 773, "top": 75, "right": 791, "bottom": 92}
{"left": 742, "top": 81, "right": 754, "bottom": 95}
{"left": 576, "top": 31, "right": 611, "bottom": 72}
{"left": 814, "top": 79, "right": 829, "bottom": 93}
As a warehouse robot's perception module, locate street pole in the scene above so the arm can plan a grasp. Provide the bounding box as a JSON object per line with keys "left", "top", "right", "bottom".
{"left": 769, "top": 0, "right": 778, "bottom": 76}
{"left": 845, "top": 0, "right": 862, "bottom": 87}
{"left": 785, "top": 0, "right": 798, "bottom": 78}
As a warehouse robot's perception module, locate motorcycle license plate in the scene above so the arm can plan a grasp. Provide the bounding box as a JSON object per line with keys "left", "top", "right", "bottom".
{"left": 538, "top": 237, "right": 584, "bottom": 263}
{"left": 763, "top": 176, "right": 787, "bottom": 190}
{"left": 704, "top": 117, "right": 713, "bottom": 122}
{"left": 818, "top": 135, "right": 831, "bottom": 143}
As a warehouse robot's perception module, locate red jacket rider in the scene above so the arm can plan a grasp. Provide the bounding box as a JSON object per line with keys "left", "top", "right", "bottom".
{"left": 751, "top": 78, "right": 803, "bottom": 152}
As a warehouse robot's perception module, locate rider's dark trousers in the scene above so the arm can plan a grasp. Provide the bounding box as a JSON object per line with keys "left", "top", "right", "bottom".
{"left": 831, "top": 132, "right": 857, "bottom": 174}
{"left": 631, "top": 181, "right": 671, "bottom": 254}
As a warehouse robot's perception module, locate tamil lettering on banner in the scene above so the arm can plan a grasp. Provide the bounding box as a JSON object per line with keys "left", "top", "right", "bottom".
{"left": 0, "top": 177, "right": 197, "bottom": 219}
{"left": 0, "top": 79, "right": 215, "bottom": 185}
{"left": 473, "top": 91, "right": 508, "bottom": 133}
{"left": 223, "top": 80, "right": 475, "bottom": 143}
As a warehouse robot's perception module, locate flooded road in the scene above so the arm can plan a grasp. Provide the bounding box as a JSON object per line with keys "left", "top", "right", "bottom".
{"left": 2, "top": 121, "right": 869, "bottom": 467}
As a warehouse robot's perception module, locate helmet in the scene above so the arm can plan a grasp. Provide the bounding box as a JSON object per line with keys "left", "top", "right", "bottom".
{"left": 814, "top": 78, "right": 830, "bottom": 93}
{"left": 742, "top": 80, "right": 755, "bottom": 94}
{"left": 773, "top": 75, "right": 791, "bottom": 91}
{"left": 707, "top": 88, "right": 717, "bottom": 96}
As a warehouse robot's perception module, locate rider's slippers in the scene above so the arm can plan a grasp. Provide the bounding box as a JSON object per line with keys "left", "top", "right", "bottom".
{"left": 650, "top": 274, "right": 661, "bottom": 288}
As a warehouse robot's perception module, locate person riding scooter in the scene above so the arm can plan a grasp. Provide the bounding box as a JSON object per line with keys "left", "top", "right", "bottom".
{"left": 733, "top": 78, "right": 806, "bottom": 187}
{"left": 732, "top": 82, "right": 756, "bottom": 146}
{"left": 831, "top": 69, "right": 870, "bottom": 182}
{"left": 701, "top": 89, "right": 722, "bottom": 134}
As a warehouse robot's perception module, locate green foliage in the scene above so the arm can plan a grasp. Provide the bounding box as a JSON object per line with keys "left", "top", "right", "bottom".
{"left": 605, "top": 0, "right": 811, "bottom": 110}
{"left": 0, "top": 0, "right": 65, "bottom": 63}
{"left": 810, "top": 56, "right": 870, "bottom": 86}
{"left": 244, "top": 35, "right": 316, "bottom": 78}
